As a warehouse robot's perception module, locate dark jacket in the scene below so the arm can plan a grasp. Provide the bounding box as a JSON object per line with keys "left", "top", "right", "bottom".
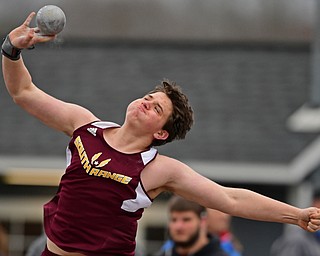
{"left": 156, "top": 236, "right": 228, "bottom": 256}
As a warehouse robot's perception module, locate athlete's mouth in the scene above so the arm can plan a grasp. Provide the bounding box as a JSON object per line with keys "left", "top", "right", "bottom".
{"left": 138, "top": 104, "right": 146, "bottom": 113}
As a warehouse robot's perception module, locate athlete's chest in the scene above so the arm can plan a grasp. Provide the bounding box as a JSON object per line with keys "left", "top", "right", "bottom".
{"left": 72, "top": 129, "right": 145, "bottom": 182}
{"left": 67, "top": 122, "right": 157, "bottom": 186}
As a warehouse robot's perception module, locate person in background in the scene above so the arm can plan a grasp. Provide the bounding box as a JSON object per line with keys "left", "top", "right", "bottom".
{"left": 207, "top": 209, "right": 243, "bottom": 256}
{"left": 0, "top": 223, "right": 8, "bottom": 256}
{"left": 154, "top": 196, "right": 227, "bottom": 256}
{"left": 270, "top": 190, "right": 320, "bottom": 256}
{"left": 25, "top": 232, "right": 46, "bottom": 256}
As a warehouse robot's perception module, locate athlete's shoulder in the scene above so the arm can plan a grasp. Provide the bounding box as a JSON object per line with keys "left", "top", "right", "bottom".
{"left": 73, "top": 120, "right": 120, "bottom": 133}
{"left": 91, "top": 121, "right": 121, "bottom": 129}
{"left": 141, "top": 154, "right": 179, "bottom": 196}
{"left": 149, "top": 153, "right": 172, "bottom": 164}
{"left": 144, "top": 154, "right": 185, "bottom": 177}
{"left": 153, "top": 154, "right": 185, "bottom": 165}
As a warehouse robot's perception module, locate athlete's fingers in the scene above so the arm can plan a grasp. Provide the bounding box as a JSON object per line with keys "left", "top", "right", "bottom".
{"left": 23, "top": 12, "right": 36, "bottom": 27}
{"left": 307, "top": 217, "right": 320, "bottom": 232}
{"left": 34, "top": 27, "right": 40, "bottom": 33}
{"left": 310, "top": 210, "right": 320, "bottom": 220}
{"left": 307, "top": 223, "right": 319, "bottom": 232}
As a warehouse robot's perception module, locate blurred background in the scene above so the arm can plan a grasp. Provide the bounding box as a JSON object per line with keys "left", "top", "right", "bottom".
{"left": 1, "top": 0, "right": 320, "bottom": 255}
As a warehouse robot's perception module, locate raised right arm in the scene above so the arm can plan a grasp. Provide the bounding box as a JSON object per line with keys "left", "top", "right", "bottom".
{"left": 2, "top": 13, "right": 98, "bottom": 136}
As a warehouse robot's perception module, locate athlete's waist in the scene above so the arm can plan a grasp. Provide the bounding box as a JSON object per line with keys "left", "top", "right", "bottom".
{"left": 47, "top": 238, "right": 86, "bottom": 256}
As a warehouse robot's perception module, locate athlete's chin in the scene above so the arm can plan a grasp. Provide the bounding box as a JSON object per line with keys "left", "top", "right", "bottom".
{"left": 126, "top": 109, "right": 143, "bottom": 122}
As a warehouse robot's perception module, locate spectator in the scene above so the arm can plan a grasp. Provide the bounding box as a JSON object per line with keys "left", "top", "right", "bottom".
{"left": 154, "top": 196, "right": 227, "bottom": 256}
{"left": 207, "top": 209, "right": 243, "bottom": 256}
{"left": 25, "top": 232, "right": 46, "bottom": 256}
{"left": 270, "top": 190, "right": 320, "bottom": 256}
{"left": 0, "top": 223, "right": 8, "bottom": 256}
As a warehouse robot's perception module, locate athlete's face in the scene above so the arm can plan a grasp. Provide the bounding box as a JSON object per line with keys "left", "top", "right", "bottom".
{"left": 126, "top": 92, "right": 173, "bottom": 139}
{"left": 168, "top": 211, "right": 202, "bottom": 248}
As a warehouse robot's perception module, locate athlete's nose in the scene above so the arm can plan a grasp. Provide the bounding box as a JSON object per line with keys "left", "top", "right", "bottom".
{"left": 142, "top": 101, "right": 150, "bottom": 110}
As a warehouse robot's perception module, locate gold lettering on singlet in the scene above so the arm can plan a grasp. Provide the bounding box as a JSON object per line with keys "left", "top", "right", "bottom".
{"left": 106, "top": 172, "right": 116, "bottom": 179}
{"left": 97, "top": 170, "right": 108, "bottom": 178}
{"left": 89, "top": 168, "right": 100, "bottom": 176}
{"left": 74, "top": 136, "right": 132, "bottom": 184}
{"left": 121, "top": 176, "right": 132, "bottom": 184}
{"left": 83, "top": 161, "right": 91, "bottom": 173}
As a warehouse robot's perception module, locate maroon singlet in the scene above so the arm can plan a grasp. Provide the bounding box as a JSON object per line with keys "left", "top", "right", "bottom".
{"left": 44, "top": 121, "right": 157, "bottom": 255}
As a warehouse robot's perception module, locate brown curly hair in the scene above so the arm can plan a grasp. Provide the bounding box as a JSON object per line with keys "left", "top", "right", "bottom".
{"left": 148, "top": 79, "right": 194, "bottom": 146}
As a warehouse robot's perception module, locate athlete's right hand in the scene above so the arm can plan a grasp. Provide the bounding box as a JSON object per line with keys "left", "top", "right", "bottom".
{"left": 298, "top": 207, "right": 320, "bottom": 232}
{"left": 9, "top": 12, "right": 55, "bottom": 49}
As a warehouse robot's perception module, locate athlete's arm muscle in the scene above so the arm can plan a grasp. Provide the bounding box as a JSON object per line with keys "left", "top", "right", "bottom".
{"left": 3, "top": 57, "right": 98, "bottom": 136}
{"left": 142, "top": 155, "right": 319, "bottom": 232}
{"left": 2, "top": 13, "right": 98, "bottom": 136}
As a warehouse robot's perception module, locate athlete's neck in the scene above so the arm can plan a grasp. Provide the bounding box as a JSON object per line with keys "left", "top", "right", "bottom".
{"left": 103, "top": 127, "right": 151, "bottom": 153}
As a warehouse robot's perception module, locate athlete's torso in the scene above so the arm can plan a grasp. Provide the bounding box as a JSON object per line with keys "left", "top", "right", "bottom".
{"left": 44, "top": 121, "right": 158, "bottom": 255}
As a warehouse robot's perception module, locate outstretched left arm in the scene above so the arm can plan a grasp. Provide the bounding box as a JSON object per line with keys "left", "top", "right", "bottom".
{"left": 144, "top": 155, "right": 320, "bottom": 232}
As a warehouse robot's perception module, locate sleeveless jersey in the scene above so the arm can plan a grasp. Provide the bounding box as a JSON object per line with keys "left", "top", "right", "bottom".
{"left": 43, "top": 121, "right": 158, "bottom": 255}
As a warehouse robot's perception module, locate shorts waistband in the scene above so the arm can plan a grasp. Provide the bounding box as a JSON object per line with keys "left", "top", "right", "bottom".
{"left": 41, "top": 245, "right": 60, "bottom": 256}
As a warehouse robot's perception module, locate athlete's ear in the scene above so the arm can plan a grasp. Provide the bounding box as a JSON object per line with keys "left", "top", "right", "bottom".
{"left": 153, "top": 130, "right": 169, "bottom": 140}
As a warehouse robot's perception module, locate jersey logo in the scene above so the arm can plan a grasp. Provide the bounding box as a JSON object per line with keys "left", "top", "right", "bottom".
{"left": 91, "top": 152, "right": 111, "bottom": 168}
{"left": 74, "top": 136, "right": 133, "bottom": 184}
{"left": 87, "top": 127, "right": 97, "bottom": 136}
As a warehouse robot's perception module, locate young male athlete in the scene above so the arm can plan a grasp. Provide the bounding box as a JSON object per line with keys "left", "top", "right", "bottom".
{"left": 2, "top": 13, "right": 320, "bottom": 256}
